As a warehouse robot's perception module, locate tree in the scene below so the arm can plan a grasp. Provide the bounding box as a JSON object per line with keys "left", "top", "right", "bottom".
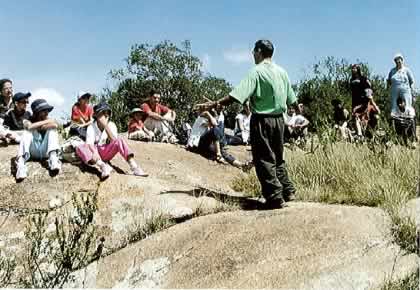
{"left": 104, "top": 40, "right": 233, "bottom": 132}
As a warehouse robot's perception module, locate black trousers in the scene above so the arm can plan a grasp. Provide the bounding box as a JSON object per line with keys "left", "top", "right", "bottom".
{"left": 250, "top": 114, "right": 295, "bottom": 201}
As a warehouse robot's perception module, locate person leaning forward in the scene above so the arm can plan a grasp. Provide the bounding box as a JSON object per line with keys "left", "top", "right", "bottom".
{"left": 194, "top": 39, "right": 297, "bottom": 209}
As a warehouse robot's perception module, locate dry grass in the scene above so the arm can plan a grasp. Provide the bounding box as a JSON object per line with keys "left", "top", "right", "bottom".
{"left": 232, "top": 142, "right": 419, "bottom": 254}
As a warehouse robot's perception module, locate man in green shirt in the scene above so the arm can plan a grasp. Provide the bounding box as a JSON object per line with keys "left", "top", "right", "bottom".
{"left": 195, "top": 39, "right": 297, "bottom": 209}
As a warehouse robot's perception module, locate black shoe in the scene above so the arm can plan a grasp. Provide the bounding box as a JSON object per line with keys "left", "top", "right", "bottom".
{"left": 262, "top": 198, "right": 285, "bottom": 210}
{"left": 283, "top": 191, "right": 296, "bottom": 202}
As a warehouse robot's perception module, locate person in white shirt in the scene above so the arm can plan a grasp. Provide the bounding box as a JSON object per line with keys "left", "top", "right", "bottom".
{"left": 15, "top": 99, "right": 61, "bottom": 181}
{"left": 230, "top": 103, "right": 251, "bottom": 145}
{"left": 187, "top": 109, "right": 246, "bottom": 168}
{"left": 392, "top": 96, "right": 416, "bottom": 146}
{"left": 76, "top": 102, "right": 148, "bottom": 179}
{"left": 284, "top": 106, "right": 309, "bottom": 143}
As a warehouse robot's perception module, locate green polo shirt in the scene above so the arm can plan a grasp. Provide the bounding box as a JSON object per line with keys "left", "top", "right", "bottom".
{"left": 230, "top": 60, "right": 297, "bottom": 115}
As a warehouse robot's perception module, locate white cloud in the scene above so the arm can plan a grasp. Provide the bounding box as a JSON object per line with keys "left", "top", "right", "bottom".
{"left": 201, "top": 53, "right": 211, "bottom": 72}
{"left": 30, "top": 88, "right": 69, "bottom": 120}
{"left": 223, "top": 48, "right": 252, "bottom": 65}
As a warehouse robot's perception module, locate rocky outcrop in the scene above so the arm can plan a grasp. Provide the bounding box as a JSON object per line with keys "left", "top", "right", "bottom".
{"left": 0, "top": 140, "right": 417, "bottom": 289}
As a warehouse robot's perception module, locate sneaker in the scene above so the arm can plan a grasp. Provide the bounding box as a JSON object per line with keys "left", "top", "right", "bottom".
{"left": 16, "top": 160, "right": 27, "bottom": 181}
{"left": 132, "top": 167, "right": 148, "bottom": 177}
{"left": 100, "top": 163, "right": 113, "bottom": 179}
{"left": 48, "top": 154, "right": 62, "bottom": 174}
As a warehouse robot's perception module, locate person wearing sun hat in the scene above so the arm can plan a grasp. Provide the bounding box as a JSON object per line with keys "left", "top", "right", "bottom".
{"left": 0, "top": 92, "right": 32, "bottom": 144}
{"left": 15, "top": 99, "right": 61, "bottom": 181}
{"left": 75, "top": 102, "right": 148, "bottom": 179}
{"left": 387, "top": 53, "right": 415, "bottom": 116}
{"left": 127, "top": 107, "right": 155, "bottom": 141}
{"left": 69, "top": 91, "right": 94, "bottom": 140}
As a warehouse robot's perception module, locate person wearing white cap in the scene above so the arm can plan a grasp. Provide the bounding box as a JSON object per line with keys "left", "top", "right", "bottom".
{"left": 387, "top": 53, "right": 415, "bottom": 116}
{"left": 127, "top": 108, "right": 155, "bottom": 141}
{"left": 69, "top": 91, "right": 94, "bottom": 140}
{"left": 15, "top": 99, "right": 61, "bottom": 181}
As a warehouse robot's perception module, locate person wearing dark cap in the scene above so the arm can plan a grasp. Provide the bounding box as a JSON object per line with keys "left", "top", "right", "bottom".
{"left": 69, "top": 91, "right": 94, "bottom": 140}
{"left": 76, "top": 102, "right": 148, "bottom": 179}
{"left": 15, "top": 99, "right": 61, "bottom": 180}
{"left": 0, "top": 92, "right": 32, "bottom": 143}
{"left": 194, "top": 39, "right": 297, "bottom": 209}
{"left": 0, "top": 79, "right": 14, "bottom": 119}
{"left": 127, "top": 108, "right": 155, "bottom": 141}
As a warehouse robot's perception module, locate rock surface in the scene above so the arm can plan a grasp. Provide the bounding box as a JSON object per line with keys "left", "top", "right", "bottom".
{"left": 0, "top": 140, "right": 417, "bottom": 289}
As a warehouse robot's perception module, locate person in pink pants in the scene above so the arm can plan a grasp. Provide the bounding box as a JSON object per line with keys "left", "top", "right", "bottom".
{"left": 76, "top": 102, "right": 148, "bottom": 179}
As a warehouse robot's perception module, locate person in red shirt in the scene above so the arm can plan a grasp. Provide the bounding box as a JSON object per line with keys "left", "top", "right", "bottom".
{"left": 127, "top": 108, "right": 155, "bottom": 141}
{"left": 70, "top": 91, "right": 94, "bottom": 140}
{"left": 140, "top": 90, "right": 178, "bottom": 143}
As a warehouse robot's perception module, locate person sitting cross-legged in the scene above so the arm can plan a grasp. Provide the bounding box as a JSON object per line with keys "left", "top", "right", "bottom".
{"left": 76, "top": 102, "right": 148, "bottom": 179}
{"left": 1, "top": 92, "right": 32, "bottom": 144}
{"left": 15, "top": 99, "right": 61, "bottom": 181}
{"left": 127, "top": 108, "right": 155, "bottom": 142}
{"left": 140, "top": 90, "right": 178, "bottom": 143}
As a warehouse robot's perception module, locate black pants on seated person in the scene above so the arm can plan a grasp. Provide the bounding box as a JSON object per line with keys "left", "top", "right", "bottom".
{"left": 192, "top": 127, "right": 235, "bottom": 164}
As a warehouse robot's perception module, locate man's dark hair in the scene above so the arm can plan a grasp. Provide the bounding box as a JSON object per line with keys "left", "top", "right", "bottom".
{"left": 0, "top": 78, "right": 12, "bottom": 91}
{"left": 149, "top": 89, "right": 160, "bottom": 97}
{"left": 254, "top": 40, "right": 274, "bottom": 58}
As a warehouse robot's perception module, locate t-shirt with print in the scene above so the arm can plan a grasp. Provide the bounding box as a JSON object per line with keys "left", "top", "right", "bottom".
{"left": 128, "top": 118, "right": 145, "bottom": 134}
{"left": 229, "top": 60, "right": 297, "bottom": 115}
{"left": 71, "top": 104, "right": 94, "bottom": 124}
{"left": 86, "top": 121, "right": 118, "bottom": 146}
{"left": 141, "top": 102, "right": 170, "bottom": 117}
{"left": 4, "top": 109, "right": 32, "bottom": 130}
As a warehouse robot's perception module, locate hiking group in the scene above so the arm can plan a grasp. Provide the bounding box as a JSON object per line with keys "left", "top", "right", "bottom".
{"left": 0, "top": 39, "right": 416, "bottom": 209}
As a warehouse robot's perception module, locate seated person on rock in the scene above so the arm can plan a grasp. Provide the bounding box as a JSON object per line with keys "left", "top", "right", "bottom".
{"left": 284, "top": 106, "right": 309, "bottom": 143}
{"left": 127, "top": 108, "right": 155, "bottom": 141}
{"left": 140, "top": 90, "right": 178, "bottom": 143}
{"left": 331, "top": 99, "right": 352, "bottom": 141}
{"left": 76, "top": 102, "right": 148, "bottom": 179}
{"left": 15, "top": 99, "right": 61, "bottom": 181}
{"left": 0, "top": 78, "right": 14, "bottom": 120}
{"left": 69, "top": 91, "right": 94, "bottom": 140}
{"left": 228, "top": 103, "right": 251, "bottom": 145}
{"left": 1, "top": 92, "right": 32, "bottom": 144}
{"left": 187, "top": 109, "right": 245, "bottom": 168}
{"left": 391, "top": 96, "right": 416, "bottom": 147}
{"left": 352, "top": 88, "right": 380, "bottom": 139}
{"left": 0, "top": 79, "right": 14, "bottom": 141}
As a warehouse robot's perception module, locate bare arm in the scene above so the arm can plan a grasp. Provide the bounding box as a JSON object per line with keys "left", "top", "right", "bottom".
{"left": 25, "top": 119, "right": 58, "bottom": 131}
{"left": 201, "top": 111, "right": 218, "bottom": 127}
{"left": 97, "top": 116, "right": 116, "bottom": 141}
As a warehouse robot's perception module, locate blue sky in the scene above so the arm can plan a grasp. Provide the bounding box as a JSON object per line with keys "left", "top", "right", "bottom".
{"left": 1, "top": 0, "right": 418, "bottom": 118}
